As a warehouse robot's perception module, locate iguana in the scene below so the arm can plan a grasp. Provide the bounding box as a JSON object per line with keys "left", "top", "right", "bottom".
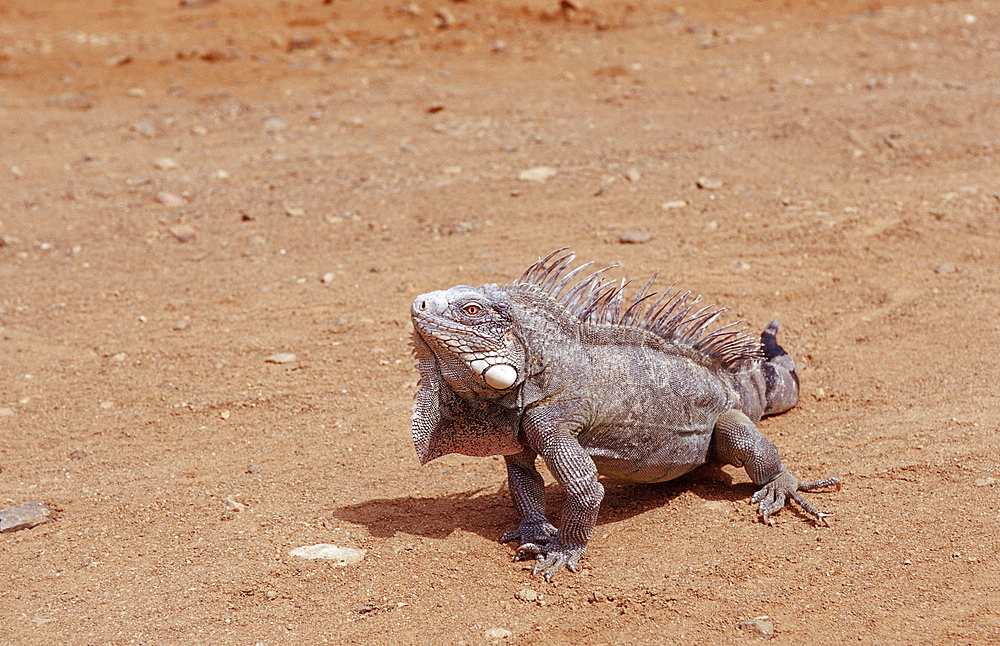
{"left": 410, "top": 249, "right": 838, "bottom": 580}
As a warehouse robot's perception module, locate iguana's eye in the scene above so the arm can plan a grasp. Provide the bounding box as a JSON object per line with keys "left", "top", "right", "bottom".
{"left": 463, "top": 303, "right": 482, "bottom": 316}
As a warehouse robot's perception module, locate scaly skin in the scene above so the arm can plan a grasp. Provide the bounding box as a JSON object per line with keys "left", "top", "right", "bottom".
{"left": 410, "top": 251, "right": 839, "bottom": 580}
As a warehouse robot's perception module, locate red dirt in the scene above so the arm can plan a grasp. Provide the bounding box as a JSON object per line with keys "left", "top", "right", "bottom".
{"left": 2, "top": 1, "right": 998, "bottom": 644}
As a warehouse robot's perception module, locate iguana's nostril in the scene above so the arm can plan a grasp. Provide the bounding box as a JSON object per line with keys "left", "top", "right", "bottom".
{"left": 419, "top": 299, "right": 428, "bottom": 311}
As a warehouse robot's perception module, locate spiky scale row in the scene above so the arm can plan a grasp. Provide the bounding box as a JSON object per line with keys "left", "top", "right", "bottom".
{"left": 510, "top": 249, "right": 764, "bottom": 370}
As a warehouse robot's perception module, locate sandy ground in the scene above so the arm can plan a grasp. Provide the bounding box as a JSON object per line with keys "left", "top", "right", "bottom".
{"left": 1, "top": 0, "right": 999, "bottom": 644}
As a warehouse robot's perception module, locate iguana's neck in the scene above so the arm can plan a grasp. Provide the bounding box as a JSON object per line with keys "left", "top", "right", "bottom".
{"left": 504, "top": 289, "right": 584, "bottom": 381}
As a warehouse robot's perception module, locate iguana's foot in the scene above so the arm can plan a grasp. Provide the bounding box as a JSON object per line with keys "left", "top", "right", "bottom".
{"left": 501, "top": 521, "right": 584, "bottom": 581}
{"left": 514, "top": 537, "right": 586, "bottom": 582}
{"left": 752, "top": 470, "right": 840, "bottom": 525}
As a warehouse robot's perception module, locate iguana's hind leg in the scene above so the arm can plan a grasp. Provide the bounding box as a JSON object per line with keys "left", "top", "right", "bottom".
{"left": 712, "top": 409, "right": 839, "bottom": 523}
{"left": 761, "top": 320, "right": 799, "bottom": 416}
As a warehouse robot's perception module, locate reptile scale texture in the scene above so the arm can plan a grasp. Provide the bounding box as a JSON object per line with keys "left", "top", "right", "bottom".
{"left": 409, "top": 249, "right": 839, "bottom": 580}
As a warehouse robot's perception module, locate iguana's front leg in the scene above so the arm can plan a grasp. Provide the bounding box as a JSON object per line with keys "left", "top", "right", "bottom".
{"left": 501, "top": 448, "right": 558, "bottom": 546}
{"left": 503, "top": 409, "right": 604, "bottom": 581}
{"left": 712, "top": 409, "right": 839, "bottom": 523}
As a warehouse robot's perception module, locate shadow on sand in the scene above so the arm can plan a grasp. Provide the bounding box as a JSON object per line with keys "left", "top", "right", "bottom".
{"left": 330, "top": 465, "right": 764, "bottom": 543}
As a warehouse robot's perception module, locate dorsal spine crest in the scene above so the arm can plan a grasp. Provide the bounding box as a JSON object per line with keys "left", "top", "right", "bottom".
{"left": 508, "top": 249, "right": 764, "bottom": 370}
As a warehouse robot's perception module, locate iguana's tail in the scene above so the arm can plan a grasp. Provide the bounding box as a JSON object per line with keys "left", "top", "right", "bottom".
{"left": 760, "top": 320, "right": 799, "bottom": 416}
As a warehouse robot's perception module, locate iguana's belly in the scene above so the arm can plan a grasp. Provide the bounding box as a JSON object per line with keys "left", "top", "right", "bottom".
{"left": 578, "top": 420, "right": 715, "bottom": 484}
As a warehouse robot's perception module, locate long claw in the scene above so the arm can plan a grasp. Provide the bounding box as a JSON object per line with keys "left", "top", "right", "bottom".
{"left": 753, "top": 471, "right": 838, "bottom": 524}
{"left": 511, "top": 537, "right": 584, "bottom": 581}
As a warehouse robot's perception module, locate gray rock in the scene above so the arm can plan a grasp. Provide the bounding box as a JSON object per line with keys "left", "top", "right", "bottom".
{"left": 265, "top": 352, "right": 296, "bottom": 364}
{"left": 696, "top": 176, "right": 723, "bottom": 190}
{"left": 0, "top": 501, "right": 54, "bottom": 533}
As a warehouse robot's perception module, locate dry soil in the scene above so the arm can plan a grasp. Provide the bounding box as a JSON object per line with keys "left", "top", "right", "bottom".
{"left": 1, "top": 1, "right": 998, "bottom": 644}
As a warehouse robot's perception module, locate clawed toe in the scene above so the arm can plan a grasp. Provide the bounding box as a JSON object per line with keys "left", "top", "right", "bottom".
{"left": 754, "top": 470, "right": 838, "bottom": 524}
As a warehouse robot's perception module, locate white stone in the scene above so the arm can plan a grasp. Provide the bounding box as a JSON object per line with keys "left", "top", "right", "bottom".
{"left": 288, "top": 544, "right": 366, "bottom": 565}
{"left": 518, "top": 166, "right": 557, "bottom": 182}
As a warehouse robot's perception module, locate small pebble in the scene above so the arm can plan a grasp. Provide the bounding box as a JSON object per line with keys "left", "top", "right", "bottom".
{"left": 46, "top": 93, "right": 93, "bottom": 110}
{"left": 263, "top": 117, "right": 287, "bottom": 132}
{"left": 696, "top": 177, "right": 723, "bottom": 190}
{"left": 106, "top": 54, "right": 132, "bottom": 67}
{"left": 321, "top": 272, "right": 335, "bottom": 285}
{"left": 265, "top": 352, "right": 296, "bottom": 364}
{"left": 935, "top": 262, "right": 957, "bottom": 275}
{"left": 154, "top": 158, "right": 178, "bottom": 170}
{"left": 168, "top": 224, "right": 197, "bottom": 242}
{"left": 484, "top": 628, "right": 513, "bottom": 640}
{"left": 618, "top": 230, "right": 651, "bottom": 244}
{"left": 737, "top": 615, "right": 775, "bottom": 638}
{"left": 435, "top": 7, "right": 456, "bottom": 28}
{"left": 223, "top": 496, "right": 246, "bottom": 512}
{"left": 518, "top": 166, "right": 558, "bottom": 182}
{"left": 156, "top": 192, "right": 188, "bottom": 207}
{"left": 131, "top": 121, "right": 157, "bottom": 137}
{"left": 662, "top": 200, "right": 687, "bottom": 210}
{"left": 588, "top": 590, "right": 609, "bottom": 603}
{"left": 973, "top": 477, "right": 996, "bottom": 486}
{"left": 515, "top": 589, "right": 538, "bottom": 602}
{"left": 353, "top": 602, "right": 375, "bottom": 614}
{"left": 0, "top": 407, "right": 14, "bottom": 417}
{"left": 266, "top": 590, "right": 279, "bottom": 601}
{"left": 624, "top": 168, "right": 641, "bottom": 182}
{"left": 68, "top": 449, "right": 87, "bottom": 460}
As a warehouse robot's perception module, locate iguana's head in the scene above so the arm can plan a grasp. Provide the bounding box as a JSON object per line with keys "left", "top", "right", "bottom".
{"left": 410, "top": 283, "right": 524, "bottom": 397}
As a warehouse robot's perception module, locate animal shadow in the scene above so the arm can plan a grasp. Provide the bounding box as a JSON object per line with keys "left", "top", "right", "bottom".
{"left": 330, "top": 465, "right": 757, "bottom": 543}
